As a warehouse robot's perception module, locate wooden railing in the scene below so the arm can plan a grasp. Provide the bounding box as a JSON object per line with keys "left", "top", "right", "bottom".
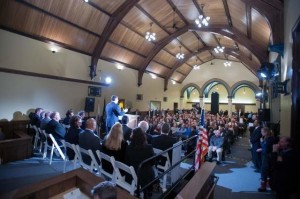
{"left": 0, "top": 131, "right": 32, "bottom": 164}
{"left": 176, "top": 162, "right": 217, "bottom": 199}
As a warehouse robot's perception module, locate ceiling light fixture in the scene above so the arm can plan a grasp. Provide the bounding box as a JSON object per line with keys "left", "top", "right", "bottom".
{"left": 214, "top": 45, "right": 225, "bottom": 53}
{"left": 176, "top": 46, "right": 184, "bottom": 59}
{"left": 214, "top": 38, "right": 225, "bottom": 53}
{"left": 84, "top": 0, "right": 88, "bottom": 2}
{"left": 116, "top": 64, "right": 124, "bottom": 70}
{"left": 224, "top": 61, "right": 231, "bottom": 67}
{"left": 145, "top": 22, "right": 156, "bottom": 42}
{"left": 171, "top": 80, "right": 176, "bottom": 85}
{"left": 150, "top": 73, "right": 157, "bottom": 79}
{"left": 195, "top": 4, "right": 210, "bottom": 28}
{"left": 193, "top": 58, "right": 200, "bottom": 70}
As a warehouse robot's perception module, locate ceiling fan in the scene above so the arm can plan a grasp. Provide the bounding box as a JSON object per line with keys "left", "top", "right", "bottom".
{"left": 165, "top": 8, "right": 180, "bottom": 30}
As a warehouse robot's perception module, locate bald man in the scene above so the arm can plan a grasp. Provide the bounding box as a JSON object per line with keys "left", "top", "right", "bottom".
{"left": 79, "top": 118, "right": 102, "bottom": 164}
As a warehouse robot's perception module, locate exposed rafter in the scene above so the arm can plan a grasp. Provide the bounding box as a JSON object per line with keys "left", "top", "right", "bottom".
{"left": 163, "top": 47, "right": 259, "bottom": 90}
{"left": 222, "top": 0, "right": 233, "bottom": 27}
{"left": 91, "top": 0, "right": 140, "bottom": 79}
{"left": 241, "top": 0, "right": 283, "bottom": 44}
{"left": 138, "top": 24, "right": 268, "bottom": 86}
{"left": 246, "top": 4, "right": 252, "bottom": 39}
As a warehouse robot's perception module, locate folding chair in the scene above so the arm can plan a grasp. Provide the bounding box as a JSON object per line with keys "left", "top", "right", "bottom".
{"left": 95, "top": 150, "right": 116, "bottom": 182}
{"left": 75, "top": 145, "right": 100, "bottom": 174}
{"left": 153, "top": 148, "right": 171, "bottom": 191}
{"left": 62, "top": 140, "right": 80, "bottom": 173}
{"left": 48, "top": 134, "right": 65, "bottom": 165}
{"left": 111, "top": 158, "right": 138, "bottom": 196}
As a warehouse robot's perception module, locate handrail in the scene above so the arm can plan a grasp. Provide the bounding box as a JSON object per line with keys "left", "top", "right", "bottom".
{"left": 205, "top": 176, "right": 219, "bottom": 199}
{"left": 136, "top": 135, "right": 198, "bottom": 197}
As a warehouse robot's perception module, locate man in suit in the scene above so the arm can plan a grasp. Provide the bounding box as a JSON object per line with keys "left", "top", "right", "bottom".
{"left": 78, "top": 118, "right": 102, "bottom": 164}
{"left": 121, "top": 115, "right": 132, "bottom": 141}
{"left": 105, "top": 95, "right": 127, "bottom": 133}
{"left": 151, "top": 123, "right": 177, "bottom": 162}
{"left": 29, "top": 107, "right": 43, "bottom": 127}
{"left": 250, "top": 119, "right": 262, "bottom": 171}
{"left": 45, "top": 111, "right": 66, "bottom": 145}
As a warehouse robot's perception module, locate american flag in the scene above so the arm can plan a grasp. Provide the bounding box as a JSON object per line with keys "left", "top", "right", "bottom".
{"left": 195, "top": 109, "right": 209, "bottom": 171}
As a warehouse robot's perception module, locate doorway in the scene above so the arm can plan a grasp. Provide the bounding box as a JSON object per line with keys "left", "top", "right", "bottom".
{"left": 150, "top": 101, "right": 161, "bottom": 111}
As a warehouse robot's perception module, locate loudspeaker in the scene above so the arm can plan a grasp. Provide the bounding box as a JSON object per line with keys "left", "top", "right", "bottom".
{"left": 258, "top": 108, "right": 270, "bottom": 122}
{"left": 211, "top": 92, "right": 219, "bottom": 115}
{"left": 85, "top": 97, "right": 95, "bottom": 112}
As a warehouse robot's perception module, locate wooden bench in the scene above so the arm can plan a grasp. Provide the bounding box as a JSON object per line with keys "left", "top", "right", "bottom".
{"left": 0, "top": 131, "right": 32, "bottom": 164}
{"left": 176, "top": 162, "right": 217, "bottom": 199}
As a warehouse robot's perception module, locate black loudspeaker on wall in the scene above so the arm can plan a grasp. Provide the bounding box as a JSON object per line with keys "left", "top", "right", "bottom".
{"left": 211, "top": 92, "right": 219, "bottom": 115}
{"left": 85, "top": 97, "right": 95, "bottom": 112}
{"left": 258, "top": 108, "right": 270, "bottom": 122}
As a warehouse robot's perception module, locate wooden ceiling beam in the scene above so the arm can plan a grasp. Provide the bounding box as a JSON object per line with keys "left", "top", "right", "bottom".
{"left": 135, "top": 4, "right": 170, "bottom": 34}
{"left": 139, "top": 24, "right": 268, "bottom": 86}
{"left": 241, "top": 0, "right": 283, "bottom": 44}
{"left": 192, "top": 0, "right": 204, "bottom": 16}
{"left": 189, "top": 24, "right": 268, "bottom": 61}
{"left": 166, "top": 0, "right": 189, "bottom": 25}
{"left": 91, "top": 0, "right": 140, "bottom": 79}
{"left": 138, "top": 26, "right": 189, "bottom": 86}
{"left": 222, "top": 0, "right": 233, "bottom": 27}
{"left": 246, "top": 4, "right": 252, "bottom": 39}
{"left": 164, "top": 47, "right": 258, "bottom": 90}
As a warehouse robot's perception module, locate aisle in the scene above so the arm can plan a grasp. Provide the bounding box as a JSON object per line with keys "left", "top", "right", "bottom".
{"left": 213, "top": 136, "right": 275, "bottom": 199}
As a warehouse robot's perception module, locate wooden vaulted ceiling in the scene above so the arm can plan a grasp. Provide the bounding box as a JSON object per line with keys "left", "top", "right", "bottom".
{"left": 0, "top": 0, "right": 283, "bottom": 90}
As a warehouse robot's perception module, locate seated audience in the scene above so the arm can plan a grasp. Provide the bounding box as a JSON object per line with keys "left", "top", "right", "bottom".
{"left": 45, "top": 111, "right": 66, "bottom": 145}
{"left": 64, "top": 115, "right": 83, "bottom": 159}
{"left": 28, "top": 107, "right": 43, "bottom": 127}
{"left": 63, "top": 109, "right": 74, "bottom": 127}
{"left": 78, "top": 118, "right": 102, "bottom": 164}
{"left": 125, "top": 127, "right": 155, "bottom": 197}
{"left": 152, "top": 123, "right": 177, "bottom": 163}
{"left": 102, "top": 122, "right": 127, "bottom": 173}
{"left": 208, "top": 129, "right": 224, "bottom": 164}
{"left": 91, "top": 181, "right": 117, "bottom": 199}
{"left": 40, "top": 111, "right": 52, "bottom": 130}
{"left": 121, "top": 115, "right": 132, "bottom": 142}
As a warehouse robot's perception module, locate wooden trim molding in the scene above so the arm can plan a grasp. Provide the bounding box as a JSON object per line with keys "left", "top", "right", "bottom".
{"left": 0, "top": 67, "right": 109, "bottom": 87}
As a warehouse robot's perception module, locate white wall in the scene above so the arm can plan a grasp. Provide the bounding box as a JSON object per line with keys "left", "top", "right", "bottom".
{"left": 0, "top": 29, "right": 261, "bottom": 121}
{"left": 182, "top": 59, "right": 259, "bottom": 87}
{"left": 0, "top": 29, "right": 182, "bottom": 120}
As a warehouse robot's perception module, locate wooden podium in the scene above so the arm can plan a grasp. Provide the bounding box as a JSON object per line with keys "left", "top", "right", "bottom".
{"left": 125, "top": 114, "right": 139, "bottom": 128}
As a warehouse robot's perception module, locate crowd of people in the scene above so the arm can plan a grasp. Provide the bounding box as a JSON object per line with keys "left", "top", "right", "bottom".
{"left": 27, "top": 97, "right": 299, "bottom": 199}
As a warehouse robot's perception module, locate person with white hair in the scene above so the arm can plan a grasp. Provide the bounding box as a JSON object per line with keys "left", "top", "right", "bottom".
{"left": 207, "top": 129, "right": 224, "bottom": 164}
{"left": 138, "top": 120, "right": 152, "bottom": 144}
